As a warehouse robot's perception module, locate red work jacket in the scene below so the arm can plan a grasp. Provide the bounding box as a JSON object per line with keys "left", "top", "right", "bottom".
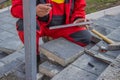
{"left": 11, "top": 0, "right": 86, "bottom": 29}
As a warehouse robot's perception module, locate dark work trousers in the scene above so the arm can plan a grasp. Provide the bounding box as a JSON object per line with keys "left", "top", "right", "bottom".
{"left": 16, "top": 19, "right": 92, "bottom": 55}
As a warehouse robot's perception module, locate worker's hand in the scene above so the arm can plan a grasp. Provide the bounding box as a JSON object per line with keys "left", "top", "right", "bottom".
{"left": 73, "top": 18, "right": 89, "bottom": 29}
{"left": 73, "top": 18, "right": 89, "bottom": 24}
{"left": 36, "top": 3, "right": 52, "bottom": 17}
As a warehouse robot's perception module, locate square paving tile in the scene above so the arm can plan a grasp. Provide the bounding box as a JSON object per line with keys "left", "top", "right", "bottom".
{"left": 40, "top": 38, "right": 84, "bottom": 66}
{"left": 0, "top": 31, "right": 15, "bottom": 41}
{"left": 72, "top": 54, "right": 108, "bottom": 75}
{"left": 0, "top": 36, "right": 22, "bottom": 50}
{"left": 52, "top": 65, "right": 97, "bottom": 80}
{"left": 0, "top": 23, "right": 15, "bottom": 30}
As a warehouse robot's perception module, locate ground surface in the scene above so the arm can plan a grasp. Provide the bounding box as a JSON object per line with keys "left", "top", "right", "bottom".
{"left": 0, "top": 1, "right": 120, "bottom": 80}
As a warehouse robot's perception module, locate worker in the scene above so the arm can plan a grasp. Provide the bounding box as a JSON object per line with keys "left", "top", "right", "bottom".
{"left": 11, "top": 0, "right": 92, "bottom": 72}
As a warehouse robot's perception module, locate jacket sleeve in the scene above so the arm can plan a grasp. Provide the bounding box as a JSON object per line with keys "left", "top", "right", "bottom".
{"left": 11, "top": 0, "right": 23, "bottom": 19}
{"left": 70, "top": 0, "right": 86, "bottom": 22}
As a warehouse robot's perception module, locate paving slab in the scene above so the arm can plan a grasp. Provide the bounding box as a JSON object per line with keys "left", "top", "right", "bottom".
{"left": 93, "top": 17, "right": 120, "bottom": 29}
{"left": 85, "top": 49, "right": 114, "bottom": 64}
{"left": 0, "top": 51, "right": 24, "bottom": 64}
{"left": 0, "top": 71, "right": 25, "bottom": 80}
{"left": 39, "top": 61, "right": 64, "bottom": 77}
{"left": 9, "top": 18, "right": 18, "bottom": 24}
{"left": 0, "top": 20, "right": 5, "bottom": 25}
{"left": 90, "top": 33, "right": 101, "bottom": 44}
{"left": 103, "top": 14, "right": 120, "bottom": 22}
{"left": 0, "top": 71, "right": 43, "bottom": 80}
{"left": 0, "top": 49, "right": 25, "bottom": 77}
{"left": 0, "top": 40, "right": 2, "bottom": 43}
{"left": 37, "top": 73, "right": 44, "bottom": 80}
{"left": 18, "top": 48, "right": 25, "bottom": 54}
{"left": 90, "top": 23, "right": 113, "bottom": 36}
{"left": 0, "top": 62, "right": 4, "bottom": 67}
{"left": 0, "top": 10, "right": 11, "bottom": 17}
{"left": 107, "top": 29, "right": 120, "bottom": 42}
{"left": 0, "top": 58, "right": 23, "bottom": 78}
{"left": 90, "top": 28, "right": 120, "bottom": 58}
{"left": 8, "top": 27, "right": 17, "bottom": 35}
{"left": 0, "top": 30, "right": 15, "bottom": 41}
{"left": 97, "top": 56, "right": 120, "bottom": 80}
{"left": 72, "top": 54, "right": 108, "bottom": 76}
{"left": 0, "top": 36, "right": 22, "bottom": 51}
{"left": 0, "top": 16, "right": 15, "bottom": 23}
{"left": 0, "top": 51, "right": 8, "bottom": 59}
{"left": 40, "top": 38, "right": 84, "bottom": 66}
{"left": 90, "top": 41, "right": 120, "bottom": 59}
{"left": 0, "top": 23, "right": 15, "bottom": 31}
{"left": 51, "top": 65, "right": 97, "bottom": 80}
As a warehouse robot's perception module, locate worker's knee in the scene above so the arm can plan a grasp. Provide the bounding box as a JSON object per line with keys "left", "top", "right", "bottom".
{"left": 70, "top": 30, "right": 92, "bottom": 45}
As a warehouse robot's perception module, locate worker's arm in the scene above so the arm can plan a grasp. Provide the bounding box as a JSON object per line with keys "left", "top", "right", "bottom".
{"left": 70, "top": 0, "right": 86, "bottom": 23}
{"left": 11, "top": 0, "right": 51, "bottom": 19}
{"left": 11, "top": 0, "right": 23, "bottom": 19}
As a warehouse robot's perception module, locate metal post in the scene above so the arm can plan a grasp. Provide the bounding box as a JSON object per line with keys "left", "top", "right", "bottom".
{"left": 23, "top": 0, "right": 36, "bottom": 80}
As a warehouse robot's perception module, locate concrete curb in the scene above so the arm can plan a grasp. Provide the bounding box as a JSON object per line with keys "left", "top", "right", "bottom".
{"left": 87, "top": 5, "right": 120, "bottom": 19}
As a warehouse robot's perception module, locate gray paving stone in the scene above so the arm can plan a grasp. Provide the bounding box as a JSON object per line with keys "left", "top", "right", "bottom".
{"left": 0, "top": 71, "right": 25, "bottom": 80}
{"left": 72, "top": 54, "right": 108, "bottom": 76}
{"left": 0, "top": 50, "right": 24, "bottom": 77}
{"left": 0, "top": 16, "right": 16, "bottom": 23}
{"left": 104, "top": 14, "right": 120, "bottom": 22}
{"left": 0, "top": 29, "right": 4, "bottom": 41}
{"left": 0, "top": 31, "right": 15, "bottom": 41}
{"left": 0, "top": 62, "right": 4, "bottom": 67}
{"left": 18, "top": 48, "right": 25, "bottom": 54}
{"left": 51, "top": 65, "right": 97, "bottom": 80}
{"left": 8, "top": 26, "right": 17, "bottom": 35}
{"left": 0, "top": 59, "right": 24, "bottom": 78}
{"left": 0, "top": 10, "right": 11, "bottom": 17}
{"left": 93, "top": 17, "right": 120, "bottom": 29}
{"left": 90, "top": 41, "right": 108, "bottom": 52}
{"left": 97, "top": 57, "right": 120, "bottom": 80}
{"left": 0, "top": 36, "right": 22, "bottom": 50}
{"left": 37, "top": 73, "right": 43, "bottom": 80}
{"left": 0, "top": 71, "right": 43, "bottom": 80}
{"left": 39, "top": 61, "right": 64, "bottom": 77}
{"left": 40, "top": 38, "right": 84, "bottom": 66}
{"left": 0, "top": 20, "right": 5, "bottom": 25}
{"left": 0, "top": 31, "right": 15, "bottom": 40}
{"left": 0, "top": 51, "right": 24, "bottom": 64}
{"left": 0, "top": 23, "right": 15, "bottom": 31}
{"left": 9, "top": 19, "right": 18, "bottom": 25}
{"left": 0, "top": 46, "right": 16, "bottom": 54}
{"left": 0, "top": 39, "right": 2, "bottom": 43}
{"left": 107, "top": 29, "right": 120, "bottom": 42}
{"left": 0, "top": 13, "right": 5, "bottom": 18}
{"left": 90, "top": 33, "right": 101, "bottom": 43}
{"left": 90, "top": 41, "right": 120, "bottom": 59}
{"left": 0, "top": 12, "right": 7, "bottom": 18}
{"left": 15, "top": 63, "right": 25, "bottom": 73}
{"left": 85, "top": 49, "right": 114, "bottom": 64}
{"left": 0, "top": 51, "right": 8, "bottom": 59}
{"left": 91, "top": 23, "right": 113, "bottom": 36}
